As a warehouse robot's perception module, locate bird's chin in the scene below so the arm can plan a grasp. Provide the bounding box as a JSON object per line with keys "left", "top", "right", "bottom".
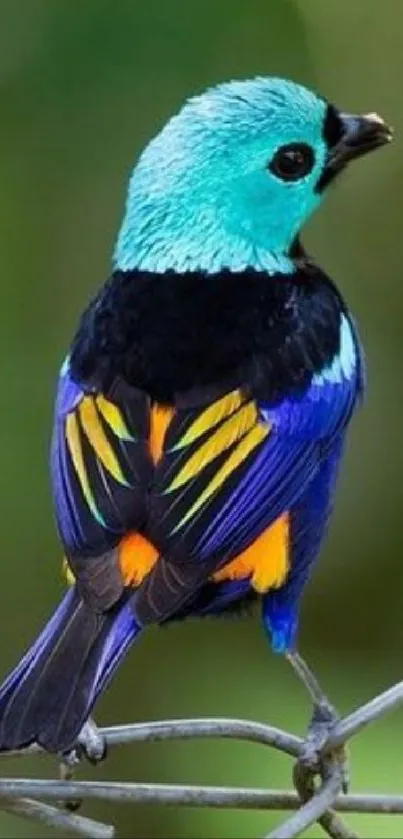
{"left": 317, "top": 111, "right": 393, "bottom": 192}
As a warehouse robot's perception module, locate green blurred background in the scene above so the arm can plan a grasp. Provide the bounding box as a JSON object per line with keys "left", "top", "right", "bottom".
{"left": 0, "top": 1, "right": 402, "bottom": 836}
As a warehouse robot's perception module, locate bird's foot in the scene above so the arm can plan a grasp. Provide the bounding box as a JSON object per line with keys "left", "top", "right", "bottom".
{"left": 299, "top": 700, "right": 349, "bottom": 792}
{"left": 77, "top": 717, "right": 107, "bottom": 764}
{"left": 59, "top": 718, "right": 107, "bottom": 811}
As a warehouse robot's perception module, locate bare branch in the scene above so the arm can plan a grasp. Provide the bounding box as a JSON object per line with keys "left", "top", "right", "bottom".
{"left": 103, "top": 718, "right": 303, "bottom": 757}
{"left": 318, "top": 809, "right": 359, "bottom": 839}
{"left": 0, "top": 718, "right": 302, "bottom": 761}
{"left": 0, "top": 778, "right": 312, "bottom": 807}
{"left": 1, "top": 677, "right": 403, "bottom": 837}
{"left": 264, "top": 768, "right": 342, "bottom": 839}
{"left": 327, "top": 680, "right": 403, "bottom": 751}
{"left": 1, "top": 797, "right": 114, "bottom": 838}
{"left": 293, "top": 761, "right": 358, "bottom": 839}
{"left": 0, "top": 778, "right": 402, "bottom": 816}
{"left": 335, "top": 794, "right": 403, "bottom": 814}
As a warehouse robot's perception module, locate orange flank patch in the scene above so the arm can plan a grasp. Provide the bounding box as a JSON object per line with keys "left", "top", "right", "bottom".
{"left": 119, "top": 532, "right": 159, "bottom": 586}
{"left": 149, "top": 404, "right": 175, "bottom": 465}
{"left": 212, "top": 513, "right": 290, "bottom": 593}
{"left": 61, "top": 534, "right": 159, "bottom": 590}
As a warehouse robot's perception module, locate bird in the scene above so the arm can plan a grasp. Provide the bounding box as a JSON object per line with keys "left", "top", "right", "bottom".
{"left": 0, "top": 76, "right": 392, "bottom": 765}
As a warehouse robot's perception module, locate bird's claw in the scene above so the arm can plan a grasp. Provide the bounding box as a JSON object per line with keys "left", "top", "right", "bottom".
{"left": 299, "top": 700, "right": 349, "bottom": 793}
{"left": 299, "top": 700, "right": 337, "bottom": 769}
{"left": 77, "top": 718, "right": 107, "bottom": 764}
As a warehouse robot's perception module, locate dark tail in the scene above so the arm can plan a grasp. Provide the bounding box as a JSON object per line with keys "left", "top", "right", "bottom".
{"left": 0, "top": 586, "right": 141, "bottom": 753}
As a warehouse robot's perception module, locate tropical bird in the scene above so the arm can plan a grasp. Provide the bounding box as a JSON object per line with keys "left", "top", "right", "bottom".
{"left": 0, "top": 77, "right": 392, "bottom": 764}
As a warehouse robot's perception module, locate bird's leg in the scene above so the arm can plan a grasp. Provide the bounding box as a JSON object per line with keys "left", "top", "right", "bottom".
{"left": 286, "top": 650, "right": 348, "bottom": 791}
{"left": 262, "top": 596, "right": 348, "bottom": 788}
{"left": 58, "top": 717, "right": 107, "bottom": 811}
{"left": 287, "top": 649, "right": 336, "bottom": 718}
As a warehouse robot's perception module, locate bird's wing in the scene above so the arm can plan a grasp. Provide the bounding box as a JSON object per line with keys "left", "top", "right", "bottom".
{"left": 51, "top": 364, "right": 152, "bottom": 559}
{"left": 135, "top": 354, "right": 360, "bottom": 624}
{"left": 262, "top": 434, "right": 345, "bottom": 651}
{"left": 52, "top": 316, "right": 361, "bottom": 624}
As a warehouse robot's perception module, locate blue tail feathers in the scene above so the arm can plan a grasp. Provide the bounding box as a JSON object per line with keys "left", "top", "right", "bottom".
{"left": 0, "top": 586, "right": 141, "bottom": 753}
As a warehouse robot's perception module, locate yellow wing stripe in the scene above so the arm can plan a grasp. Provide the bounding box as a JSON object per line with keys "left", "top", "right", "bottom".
{"left": 167, "top": 401, "right": 257, "bottom": 493}
{"left": 65, "top": 412, "right": 104, "bottom": 523}
{"left": 79, "top": 396, "right": 128, "bottom": 485}
{"left": 174, "top": 421, "right": 270, "bottom": 532}
{"left": 173, "top": 389, "right": 244, "bottom": 450}
{"left": 96, "top": 394, "right": 133, "bottom": 441}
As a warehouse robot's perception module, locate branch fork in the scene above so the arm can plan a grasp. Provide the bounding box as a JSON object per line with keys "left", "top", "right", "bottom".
{"left": 0, "top": 677, "right": 403, "bottom": 838}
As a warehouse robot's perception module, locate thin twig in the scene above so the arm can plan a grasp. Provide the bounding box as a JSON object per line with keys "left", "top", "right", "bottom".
{"left": 0, "top": 718, "right": 302, "bottom": 761}
{"left": 0, "top": 779, "right": 314, "bottom": 806}
{"left": 0, "top": 779, "right": 402, "bottom": 816}
{"left": 327, "top": 681, "right": 403, "bottom": 751}
{"left": 3, "top": 679, "right": 403, "bottom": 766}
{"left": 319, "top": 810, "right": 359, "bottom": 839}
{"left": 334, "top": 794, "right": 403, "bottom": 814}
{"left": 1, "top": 797, "right": 114, "bottom": 839}
{"left": 102, "top": 718, "right": 302, "bottom": 757}
{"left": 264, "top": 768, "right": 342, "bottom": 839}
{"left": 0, "top": 676, "right": 403, "bottom": 839}
{"left": 293, "top": 762, "right": 358, "bottom": 839}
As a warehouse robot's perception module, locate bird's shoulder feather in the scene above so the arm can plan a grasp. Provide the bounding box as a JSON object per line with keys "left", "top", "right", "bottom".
{"left": 68, "top": 261, "right": 352, "bottom": 406}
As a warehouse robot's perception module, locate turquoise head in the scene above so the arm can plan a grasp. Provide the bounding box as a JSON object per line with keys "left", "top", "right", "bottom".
{"left": 114, "top": 77, "right": 391, "bottom": 275}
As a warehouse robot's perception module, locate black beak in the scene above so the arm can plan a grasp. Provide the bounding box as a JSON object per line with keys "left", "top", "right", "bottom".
{"left": 332, "top": 112, "right": 393, "bottom": 165}
{"left": 318, "top": 111, "right": 393, "bottom": 190}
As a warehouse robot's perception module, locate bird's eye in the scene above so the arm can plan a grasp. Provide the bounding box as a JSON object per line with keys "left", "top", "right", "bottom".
{"left": 269, "top": 143, "right": 315, "bottom": 181}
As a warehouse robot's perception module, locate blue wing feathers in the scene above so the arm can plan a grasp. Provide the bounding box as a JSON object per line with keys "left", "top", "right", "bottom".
{"left": 51, "top": 367, "right": 152, "bottom": 557}
{"left": 198, "top": 438, "right": 318, "bottom": 559}
{"left": 197, "top": 359, "right": 357, "bottom": 562}
{"left": 263, "top": 436, "right": 345, "bottom": 651}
